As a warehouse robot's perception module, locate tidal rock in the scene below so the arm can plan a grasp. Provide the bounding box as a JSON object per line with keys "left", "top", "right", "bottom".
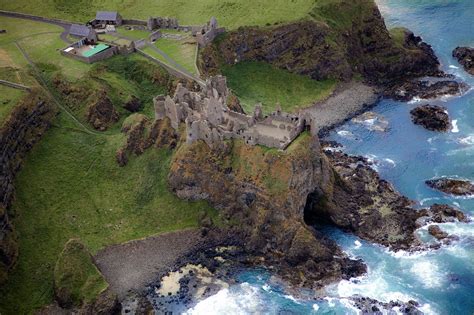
{"left": 426, "top": 204, "right": 469, "bottom": 223}
{"left": 428, "top": 225, "right": 449, "bottom": 241}
{"left": 410, "top": 104, "right": 450, "bottom": 132}
{"left": 319, "top": 150, "right": 421, "bottom": 250}
{"left": 387, "top": 80, "right": 468, "bottom": 102}
{"left": 351, "top": 295, "right": 422, "bottom": 314}
{"left": 352, "top": 111, "right": 389, "bottom": 132}
{"left": 452, "top": 46, "right": 474, "bottom": 75}
{"left": 426, "top": 178, "right": 474, "bottom": 196}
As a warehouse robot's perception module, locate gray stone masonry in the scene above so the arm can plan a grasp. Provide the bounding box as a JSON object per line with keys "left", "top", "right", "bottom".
{"left": 154, "top": 76, "right": 309, "bottom": 150}
{"left": 195, "top": 17, "right": 225, "bottom": 47}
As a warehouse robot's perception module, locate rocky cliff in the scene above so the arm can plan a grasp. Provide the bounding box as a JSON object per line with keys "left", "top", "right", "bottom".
{"left": 168, "top": 133, "right": 365, "bottom": 288}
{"left": 199, "top": 0, "right": 440, "bottom": 86}
{"left": 0, "top": 90, "right": 56, "bottom": 284}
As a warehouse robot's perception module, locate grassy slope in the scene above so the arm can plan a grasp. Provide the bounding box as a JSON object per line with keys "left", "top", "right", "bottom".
{"left": 0, "top": 15, "right": 218, "bottom": 315}
{"left": 0, "top": 0, "right": 317, "bottom": 29}
{"left": 54, "top": 239, "right": 108, "bottom": 306}
{"left": 155, "top": 37, "right": 198, "bottom": 75}
{"left": 0, "top": 110, "right": 217, "bottom": 314}
{"left": 223, "top": 61, "right": 337, "bottom": 114}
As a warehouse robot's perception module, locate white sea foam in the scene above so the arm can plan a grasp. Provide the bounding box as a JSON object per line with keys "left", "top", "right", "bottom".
{"left": 410, "top": 260, "right": 444, "bottom": 288}
{"left": 337, "top": 130, "right": 357, "bottom": 139}
{"left": 334, "top": 275, "right": 415, "bottom": 304}
{"left": 262, "top": 284, "right": 270, "bottom": 292}
{"left": 408, "top": 96, "right": 423, "bottom": 104}
{"left": 354, "top": 240, "right": 362, "bottom": 249}
{"left": 383, "top": 158, "right": 396, "bottom": 166}
{"left": 324, "top": 297, "right": 336, "bottom": 307}
{"left": 458, "top": 135, "right": 474, "bottom": 145}
{"left": 184, "top": 283, "right": 266, "bottom": 315}
{"left": 451, "top": 120, "right": 459, "bottom": 133}
{"left": 419, "top": 197, "right": 442, "bottom": 206}
{"left": 449, "top": 65, "right": 460, "bottom": 69}
{"left": 284, "top": 294, "right": 301, "bottom": 304}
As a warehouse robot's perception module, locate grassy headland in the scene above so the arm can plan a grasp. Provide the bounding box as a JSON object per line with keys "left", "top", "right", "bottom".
{"left": 0, "top": 0, "right": 317, "bottom": 29}
{"left": 223, "top": 61, "right": 337, "bottom": 114}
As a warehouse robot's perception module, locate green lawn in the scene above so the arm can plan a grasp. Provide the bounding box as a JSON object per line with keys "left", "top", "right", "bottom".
{"left": 155, "top": 37, "right": 198, "bottom": 75}
{"left": 223, "top": 61, "right": 337, "bottom": 114}
{"left": 141, "top": 45, "right": 173, "bottom": 66}
{"left": 0, "top": 85, "right": 25, "bottom": 123}
{"left": 0, "top": 111, "right": 218, "bottom": 314}
{"left": 0, "top": 16, "right": 92, "bottom": 80}
{"left": 0, "top": 0, "right": 318, "bottom": 29}
{"left": 116, "top": 26, "right": 150, "bottom": 40}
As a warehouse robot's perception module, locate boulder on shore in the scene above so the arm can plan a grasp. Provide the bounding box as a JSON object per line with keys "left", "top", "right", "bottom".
{"left": 410, "top": 104, "right": 450, "bottom": 132}
{"left": 426, "top": 178, "right": 474, "bottom": 196}
{"left": 452, "top": 47, "right": 474, "bottom": 75}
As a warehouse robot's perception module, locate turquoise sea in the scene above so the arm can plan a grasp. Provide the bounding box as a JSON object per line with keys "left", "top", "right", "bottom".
{"left": 184, "top": 1, "right": 474, "bottom": 314}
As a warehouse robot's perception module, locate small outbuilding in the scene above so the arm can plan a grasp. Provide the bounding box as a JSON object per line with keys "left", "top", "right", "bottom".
{"left": 95, "top": 11, "right": 123, "bottom": 26}
{"left": 69, "top": 24, "right": 97, "bottom": 42}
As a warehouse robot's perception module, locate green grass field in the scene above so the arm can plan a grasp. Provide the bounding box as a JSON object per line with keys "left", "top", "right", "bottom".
{"left": 116, "top": 26, "right": 150, "bottom": 40}
{"left": 0, "top": 0, "right": 317, "bottom": 29}
{"left": 0, "top": 85, "right": 25, "bottom": 123}
{"left": 154, "top": 37, "right": 198, "bottom": 75}
{"left": 0, "top": 16, "right": 92, "bottom": 79}
{"left": 223, "top": 61, "right": 337, "bottom": 114}
{"left": 0, "top": 110, "right": 218, "bottom": 314}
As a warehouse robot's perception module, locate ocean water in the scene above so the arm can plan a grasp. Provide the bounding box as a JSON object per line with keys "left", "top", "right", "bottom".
{"left": 184, "top": 1, "right": 474, "bottom": 314}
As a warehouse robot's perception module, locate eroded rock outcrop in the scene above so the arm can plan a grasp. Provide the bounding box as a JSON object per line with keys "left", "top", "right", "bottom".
{"left": 86, "top": 90, "right": 119, "bottom": 131}
{"left": 116, "top": 114, "right": 177, "bottom": 166}
{"left": 410, "top": 104, "right": 451, "bottom": 132}
{"left": 317, "top": 150, "right": 421, "bottom": 250}
{"left": 0, "top": 90, "right": 56, "bottom": 284}
{"left": 168, "top": 134, "right": 366, "bottom": 288}
{"left": 315, "top": 146, "right": 468, "bottom": 250}
{"left": 386, "top": 80, "right": 468, "bottom": 102}
{"left": 426, "top": 178, "right": 474, "bottom": 196}
{"left": 453, "top": 46, "right": 474, "bottom": 75}
{"left": 200, "top": 1, "right": 440, "bottom": 86}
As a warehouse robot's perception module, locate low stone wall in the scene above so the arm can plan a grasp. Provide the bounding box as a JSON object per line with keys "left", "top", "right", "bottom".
{"left": 0, "top": 92, "right": 56, "bottom": 283}
{"left": 0, "top": 80, "right": 30, "bottom": 91}
{"left": 122, "top": 19, "right": 147, "bottom": 26}
{"left": 0, "top": 9, "right": 75, "bottom": 26}
{"left": 61, "top": 45, "right": 117, "bottom": 64}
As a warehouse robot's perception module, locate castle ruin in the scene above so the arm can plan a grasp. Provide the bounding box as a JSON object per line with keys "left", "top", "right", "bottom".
{"left": 154, "top": 76, "right": 310, "bottom": 150}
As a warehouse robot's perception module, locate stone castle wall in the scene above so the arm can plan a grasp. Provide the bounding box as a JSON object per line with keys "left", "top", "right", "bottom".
{"left": 154, "top": 75, "right": 307, "bottom": 150}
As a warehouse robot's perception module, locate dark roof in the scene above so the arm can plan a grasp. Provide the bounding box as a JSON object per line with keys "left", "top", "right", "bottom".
{"left": 96, "top": 11, "right": 119, "bottom": 21}
{"left": 69, "top": 24, "right": 94, "bottom": 37}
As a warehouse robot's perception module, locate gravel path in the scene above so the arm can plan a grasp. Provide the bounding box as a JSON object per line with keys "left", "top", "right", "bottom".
{"left": 303, "top": 81, "right": 380, "bottom": 134}
{"left": 94, "top": 229, "right": 203, "bottom": 299}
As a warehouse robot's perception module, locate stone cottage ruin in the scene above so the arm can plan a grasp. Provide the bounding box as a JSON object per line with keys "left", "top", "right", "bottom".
{"left": 154, "top": 76, "right": 309, "bottom": 150}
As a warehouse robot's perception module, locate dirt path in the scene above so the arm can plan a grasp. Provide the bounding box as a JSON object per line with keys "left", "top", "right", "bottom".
{"left": 94, "top": 229, "right": 204, "bottom": 299}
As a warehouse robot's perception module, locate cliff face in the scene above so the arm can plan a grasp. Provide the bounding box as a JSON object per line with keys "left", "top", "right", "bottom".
{"left": 200, "top": 0, "right": 439, "bottom": 86}
{"left": 0, "top": 91, "right": 56, "bottom": 284}
{"left": 169, "top": 134, "right": 365, "bottom": 287}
